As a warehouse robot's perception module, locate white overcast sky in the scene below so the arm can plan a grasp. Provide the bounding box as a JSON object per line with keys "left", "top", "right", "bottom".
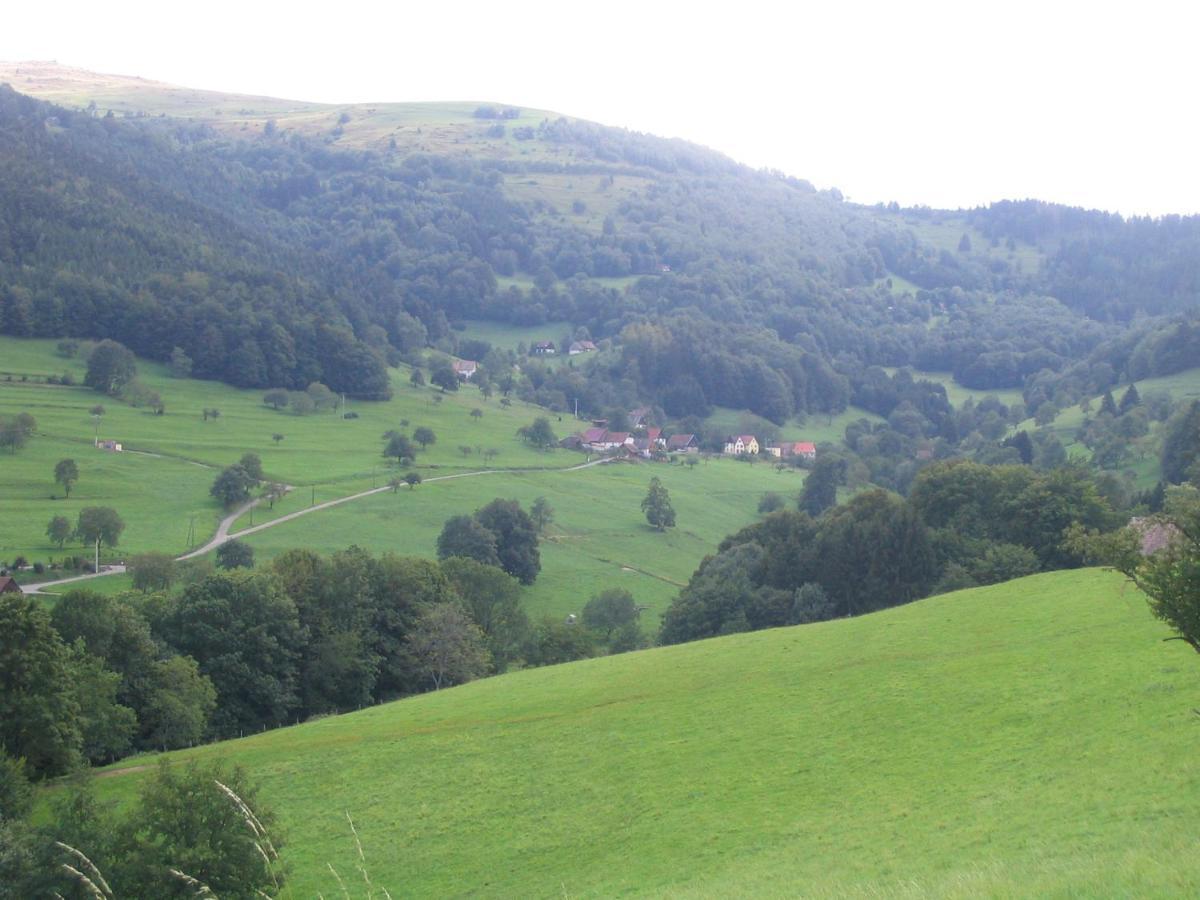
{"left": 3, "top": 0, "right": 1197, "bottom": 216}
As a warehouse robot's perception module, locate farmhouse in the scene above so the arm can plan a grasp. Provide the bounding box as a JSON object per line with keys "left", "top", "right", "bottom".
{"left": 452, "top": 360, "right": 478, "bottom": 380}
{"left": 0, "top": 574, "right": 22, "bottom": 594}
{"left": 765, "top": 441, "right": 816, "bottom": 460}
{"left": 628, "top": 407, "right": 652, "bottom": 428}
{"left": 568, "top": 340, "right": 597, "bottom": 355}
{"left": 666, "top": 433, "right": 699, "bottom": 453}
{"left": 580, "top": 429, "right": 635, "bottom": 451}
{"left": 1129, "top": 516, "right": 1184, "bottom": 555}
{"left": 723, "top": 435, "right": 759, "bottom": 455}
{"left": 531, "top": 341, "right": 557, "bottom": 356}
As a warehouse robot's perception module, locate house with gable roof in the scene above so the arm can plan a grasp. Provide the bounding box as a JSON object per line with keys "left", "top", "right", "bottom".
{"left": 723, "top": 435, "right": 759, "bottom": 455}
{"left": 666, "top": 433, "right": 699, "bottom": 453}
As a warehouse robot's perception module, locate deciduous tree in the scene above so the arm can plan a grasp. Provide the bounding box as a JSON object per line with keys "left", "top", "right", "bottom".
{"left": 406, "top": 603, "right": 490, "bottom": 690}
{"left": 641, "top": 477, "right": 676, "bottom": 531}
{"left": 53, "top": 458, "right": 79, "bottom": 497}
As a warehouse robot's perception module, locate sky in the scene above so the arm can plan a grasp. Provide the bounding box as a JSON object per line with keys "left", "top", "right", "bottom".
{"left": 3, "top": 0, "right": 1198, "bottom": 216}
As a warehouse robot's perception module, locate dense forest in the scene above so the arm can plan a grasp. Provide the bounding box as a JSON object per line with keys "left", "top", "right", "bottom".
{"left": 3, "top": 83, "right": 1198, "bottom": 420}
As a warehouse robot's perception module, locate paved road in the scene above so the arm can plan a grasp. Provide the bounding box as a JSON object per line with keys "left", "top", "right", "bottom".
{"left": 26, "top": 458, "right": 614, "bottom": 594}
{"left": 24, "top": 565, "right": 128, "bottom": 594}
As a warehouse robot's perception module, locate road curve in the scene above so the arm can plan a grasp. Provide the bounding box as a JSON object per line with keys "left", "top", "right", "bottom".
{"left": 27, "top": 457, "right": 614, "bottom": 594}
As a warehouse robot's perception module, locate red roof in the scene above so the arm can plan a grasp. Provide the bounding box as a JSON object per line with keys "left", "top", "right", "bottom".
{"left": 667, "top": 433, "right": 696, "bottom": 449}
{"left": 796, "top": 442, "right": 816, "bottom": 453}
{"left": 646, "top": 427, "right": 662, "bottom": 441}
{"left": 737, "top": 435, "right": 757, "bottom": 444}
{"left": 582, "top": 427, "right": 607, "bottom": 442}
{"left": 605, "top": 432, "right": 631, "bottom": 444}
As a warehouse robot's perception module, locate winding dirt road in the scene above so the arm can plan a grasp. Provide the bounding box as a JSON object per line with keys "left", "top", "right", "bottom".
{"left": 27, "top": 458, "right": 614, "bottom": 594}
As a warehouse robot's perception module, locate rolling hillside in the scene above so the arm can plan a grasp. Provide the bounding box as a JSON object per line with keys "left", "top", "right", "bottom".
{"left": 73, "top": 568, "right": 1200, "bottom": 896}
{"left": 0, "top": 335, "right": 794, "bottom": 623}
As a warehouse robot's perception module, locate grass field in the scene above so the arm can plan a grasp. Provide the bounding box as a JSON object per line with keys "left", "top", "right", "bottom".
{"left": 457, "top": 318, "right": 575, "bottom": 353}
{"left": 1, "top": 337, "right": 792, "bottom": 622}
{"left": 703, "top": 405, "right": 885, "bottom": 447}
{"left": 901, "top": 214, "right": 1045, "bottom": 276}
{"left": 1013, "top": 367, "right": 1200, "bottom": 487}
{"left": 0, "top": 62, "right": 586, "bottom": 170}
{"left": 0, "top": 336, "right": 580, "bottom": 563}
{"left": 239, "top": 457, "right": 802, "bottom": 624}
{"left": 66, "top": 567, "right": 1200, "bottom": 896}
{"left": 883, "top": 367, "right": 1027, "bottom": 409}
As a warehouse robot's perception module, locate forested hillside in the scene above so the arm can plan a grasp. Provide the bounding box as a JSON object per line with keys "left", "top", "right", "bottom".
{"left": 1, "top": 68, "right": 1199, "bottom": 422}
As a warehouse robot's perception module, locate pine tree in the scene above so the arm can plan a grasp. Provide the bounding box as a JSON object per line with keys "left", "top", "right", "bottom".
{"left": 1118, "top": 383, "right": 1142, "bottom": 414}
{"left": 1099, "top": 390, "right": 1119, "bottom": 417}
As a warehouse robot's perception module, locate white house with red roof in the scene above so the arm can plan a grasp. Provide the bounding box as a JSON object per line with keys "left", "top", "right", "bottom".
{"left": 765, "top": 441, "right": 816, "bottom": 460}
{"left": 723, "top": 435, "right": 759, "bottom": 455}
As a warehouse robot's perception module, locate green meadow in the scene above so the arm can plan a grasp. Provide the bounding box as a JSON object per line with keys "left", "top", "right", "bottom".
{"left": 703, "top": 404, "right": 885, "bottom": 447}
{"left": 1, "top": 337, "right": 793, "bottom": 621}
{"left": 71, "top": 568, "right": 1200, "bottom": 896}
{"left": 0, "top": 336, "right": 577, "bottom": 563}
{"left": 882, "top": 367, "right": 1026, "bottom": 409}
{"left": 1013, "top": 367, "right": 1200, "bottom": 487}
{"left": 240, "top": 457, "right": 802, "bottom": 623}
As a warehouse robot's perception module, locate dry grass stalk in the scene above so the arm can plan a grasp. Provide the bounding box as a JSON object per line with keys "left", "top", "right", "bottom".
{"left": 345, "top": 811, "right": 373, "bottom": 898}
{"left": 327, "top": 862, "right": 351, "bottom": 900}
{"left": 55, "top": 841, "right": 114, "bottom": 899}
{"left": 169, "top": 866, "right": 218, "bottom": 896}
{"left": 214, "top": 780, "right": 279, "bottom": 860}
{"left": 60, "top": 864, "right": 106, "bottom": 900}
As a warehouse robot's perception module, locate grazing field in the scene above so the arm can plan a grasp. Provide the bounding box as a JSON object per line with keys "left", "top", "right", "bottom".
{"left": 881, "top": 367, "right": 1026, "bottom": 409}
{"left": 240, "top": 457, "right": 801, "bottom": 623}
{"left": 901, "top": 214, "right": 1046, "bottom": 275}
{"left": 0, "top": 336, "right": 578, "bottom": 564}
{"left": 703, "top": 405, "right": 884, "bottom": 447}
{"left": 457, "top": 318, "right": 575, "bottom": 353}
{"left": 72, "top": 568, "right": 1200, "bottom": 896}
{"left": 0, "top": 61, "right": 577, "bottom": 167}
{"left": 1012, "top": 367, "right": 1200, "bottom": 487}
{"left": 1, "top": 337, "right": 791, "bottom": 620}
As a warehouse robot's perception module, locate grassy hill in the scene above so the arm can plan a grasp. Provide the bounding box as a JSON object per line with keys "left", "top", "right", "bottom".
{"left": 1013, "top": 367, "right": 1200, "bottom": 487}
{"left": 69, "top": 568, "right": 1200, "bottom": 896}
{"left": 0, "top": 336, "right": 793, "bottom": 622}
{"left": 0, "top": 61, "right": 564, "bottom": 159}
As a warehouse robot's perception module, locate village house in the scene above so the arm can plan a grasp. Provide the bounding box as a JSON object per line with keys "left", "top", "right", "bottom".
{"left": 0, "top": 574, "right": 23, "bottom": 594}
{"left": 579, "top": 428, "right": 635, "bottom": 451}
{"left": 723, "top": 435, "right": 759, "bottom": 456}
{"left": 665, "top": 433, "right": 699, "bottom": 453}
{"left": 628, "top": 407, "right": 652, "bottom": 429}
{"left": 531, "top": 341, "right": 557, "bottom": 356}
{"left": 568, "top": 340, "right": 597, "bottom": 355}
{"left": 452, "top": 360, "right": 478, "bottom": 380}
{"left": 596, "top": 431, "right": 633, "bottom": 450}
{"left": 765, "top": 441, "right": 816, "bottom": 460}
{"left": 97, "top": 439, "right": 123, "bottom": 452}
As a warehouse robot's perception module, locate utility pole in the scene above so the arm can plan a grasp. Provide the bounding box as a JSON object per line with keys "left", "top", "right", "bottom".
{"left": 186, "top": 516, "right": 195, "bottom": 548}
{"left": 311, "top": 486, "right": 315, "bottom": 507}
{"left": 94, "top": 537, "right": 100, "bottom": 574}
